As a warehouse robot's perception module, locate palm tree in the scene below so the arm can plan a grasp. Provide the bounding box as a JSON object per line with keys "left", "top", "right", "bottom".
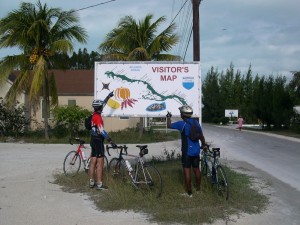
{"left": 99, "top": 14, "right": 179, "bottom": 137}
{"left": 0, "top": 1, "right": 88, "bottom": 139}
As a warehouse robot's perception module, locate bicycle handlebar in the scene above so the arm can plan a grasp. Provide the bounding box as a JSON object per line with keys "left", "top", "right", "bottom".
{"left": 201, "top": 144, "right": 220, "bottom": 158}
{"left": 106, "top": 144, "right": 149, "bottom": 157}
{"left": 106, "top": 144, "right": 128, "bottom": 155}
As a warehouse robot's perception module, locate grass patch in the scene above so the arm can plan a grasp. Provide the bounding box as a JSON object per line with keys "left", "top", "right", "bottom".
{"left": 53, "top": 159, "right": 269, "bottom": 225}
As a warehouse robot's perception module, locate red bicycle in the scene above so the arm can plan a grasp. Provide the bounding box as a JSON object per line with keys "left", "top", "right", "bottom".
{"left": 63, "top": 138, "right": 109, "bottom": 176}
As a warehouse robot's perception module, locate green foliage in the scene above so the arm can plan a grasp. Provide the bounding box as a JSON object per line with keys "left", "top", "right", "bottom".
{"left": 0, "top": 98, "right": 29, "bottom": 137}
{"left": 53, "top": 105, "right": 91, "bottom": 137}
{"left": 202, "top": 67, "right": 222, "bottom": 122}
{"left": 51, "top": 124, "right": 70, "bottom": 138}
{"left": 202, "top": 64, "right": 295, "bottom": 128}
{"left": 99, "top": 14, "right": 179, "bottom": 61}
{"left": 289, "top": 71, "right": 300, "bottom": 105}
{"left": 52, "top": 48, "right": 102, "bottom": 69}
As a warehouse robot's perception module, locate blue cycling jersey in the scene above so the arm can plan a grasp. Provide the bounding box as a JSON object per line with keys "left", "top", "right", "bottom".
{"left": 170, "top": 118, "right": 202, "bottom": 156}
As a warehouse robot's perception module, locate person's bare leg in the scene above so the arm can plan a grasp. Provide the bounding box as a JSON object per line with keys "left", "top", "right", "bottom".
{"left": 89, "top": 157, "right": 97, "bottom": 179}
{"left": 183, "top": 168, "right": 192, "bottom": 195}
{"left": 193, "top": 167, "right": 201, "bottom": 190}
{"left": 96, "top": 157, "right": 104, "bottom": 184}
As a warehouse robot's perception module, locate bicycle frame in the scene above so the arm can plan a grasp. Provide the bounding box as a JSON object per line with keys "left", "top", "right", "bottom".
{"left": 201, "top": 147, "right": 219, "bottom": 179}
{"left": 107, "top": 144, "right": 162, "bottom": 197}
{"left": 201, "top": 145, "right": 229, "bottom": 200}
{"left": 69, "top": 138, "right": 90, "bottom": 169}
{"left": 126, "top": 152, "right": 149, "bottom": 186}
{"left": 107, "top": 145, "right": 142, "bottom": 182}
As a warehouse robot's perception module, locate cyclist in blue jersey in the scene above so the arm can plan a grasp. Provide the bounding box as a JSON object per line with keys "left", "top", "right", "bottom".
{"left": 166, "top": 105, "right": 206, "bottom": 197}
{"left": 89, "top": 92, "right": 117, "bottom": 190}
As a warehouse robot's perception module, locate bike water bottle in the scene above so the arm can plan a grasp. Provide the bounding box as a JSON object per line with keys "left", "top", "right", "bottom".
{"left": 85, "top": 158, "right": 90, "bottom": 170}
{"left": 82, "top": 151, "right": 87, "bottom": 161}
{"left": 125, "top": 160, "right": 133, "bottom": 172}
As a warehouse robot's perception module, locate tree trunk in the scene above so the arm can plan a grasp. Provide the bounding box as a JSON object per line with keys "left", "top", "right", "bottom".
{"left": 43, "top": 74, "right": 49, "bottom": 140}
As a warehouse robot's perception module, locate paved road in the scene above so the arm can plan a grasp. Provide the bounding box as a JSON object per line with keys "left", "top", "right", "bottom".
{"left": 0, "top": 124, "right": 299, "bottom": 225}
{"left": 202, "top": 124, "right": 300, "bottom": 225}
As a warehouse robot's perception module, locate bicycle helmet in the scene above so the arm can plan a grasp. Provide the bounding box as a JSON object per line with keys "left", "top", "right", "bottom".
{"left": 92, "top": 99, "right": 104, "bottom": 111}
{"left": 179, "top": 105, "right": 193, "bottom": 117}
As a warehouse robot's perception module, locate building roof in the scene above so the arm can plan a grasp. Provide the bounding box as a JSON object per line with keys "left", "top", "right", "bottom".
{"left": 50, "top": 70, "right": 93, "bottom": 96}
{"left": 8, "top": 70, "right": 94, "bottom": 96}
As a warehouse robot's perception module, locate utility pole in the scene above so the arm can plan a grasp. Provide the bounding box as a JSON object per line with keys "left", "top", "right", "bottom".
{"left": 192, "top": 0, "right": 200, "bottom": 61}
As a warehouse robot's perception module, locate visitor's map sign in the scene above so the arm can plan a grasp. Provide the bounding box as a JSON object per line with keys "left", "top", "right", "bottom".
{"left": 94, "top": 62, "right": 201, "bottom": 118}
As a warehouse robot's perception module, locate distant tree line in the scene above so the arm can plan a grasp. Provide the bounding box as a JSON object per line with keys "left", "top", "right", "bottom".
{"left": 202, "top": 64, "right": 300, "bottom": 131}
{"left": 52, "top": 48, "right": 103, "bottom": 70}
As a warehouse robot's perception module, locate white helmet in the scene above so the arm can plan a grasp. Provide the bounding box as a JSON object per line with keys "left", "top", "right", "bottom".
{"left": 92, "top": 99, "right": 104, "bottom": 111}
{"left": 179, "top": 105, "right": 193, "bottom": 117}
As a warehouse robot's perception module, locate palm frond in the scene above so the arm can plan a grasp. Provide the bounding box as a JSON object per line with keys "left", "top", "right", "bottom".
{"left": 99, "top": 14, "right": 179, "bottom": 62}
{"left": 29, "top": 56, "right": 45, "bottom": 100}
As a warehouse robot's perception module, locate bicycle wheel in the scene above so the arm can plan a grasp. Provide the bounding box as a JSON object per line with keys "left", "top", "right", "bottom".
{"left": 63, "top": 151, "right": 81, "bottom": 176}
{"left": 136, "top": 164, "right": 162, "bottom": 198}
{"left": 108, "top": 158, "right": 127, "bottom": 181}
{"left": 216, "top": 165, "right": 229, "bottom": 200}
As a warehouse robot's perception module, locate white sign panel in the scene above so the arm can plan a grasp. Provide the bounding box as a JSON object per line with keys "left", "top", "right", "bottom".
{"left": 225, "top": 109, "right": 238, "bottom": 118}
{"left": 94, "top": 62, "right": 201, "bottom": 118}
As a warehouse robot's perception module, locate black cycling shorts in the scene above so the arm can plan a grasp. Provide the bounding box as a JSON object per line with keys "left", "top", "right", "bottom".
{"left": 90, "top": 137, "right": 105, "bottom": 158}
{"left": 182, "top": 154, "right": 200, "bottom": 168}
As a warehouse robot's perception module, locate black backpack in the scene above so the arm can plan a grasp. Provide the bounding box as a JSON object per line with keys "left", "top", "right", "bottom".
{"left": 84, "top": 115, "right": 93, "bottom": 130}
{"left": 185, "top": 119, "right": 202, "bottom": 141}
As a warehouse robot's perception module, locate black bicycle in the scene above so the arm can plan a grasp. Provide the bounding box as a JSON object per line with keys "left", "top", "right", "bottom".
{"left": 107, "top": 144, "right": 163, "bottom": 198}
{"left": 200, "top": 144, "right": 229, "bottom": 200}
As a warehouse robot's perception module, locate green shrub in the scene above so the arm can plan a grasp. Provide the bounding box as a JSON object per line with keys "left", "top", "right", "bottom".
{"left": 52, "top": 124, "right": 70, "bottom": 138}
{"left": 0, "top": 98, "right": 29, "bottom": 137}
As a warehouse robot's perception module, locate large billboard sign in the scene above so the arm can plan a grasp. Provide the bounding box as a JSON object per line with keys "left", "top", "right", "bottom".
{"left": 94, "top": 62, "right": 201, "bottom": 118}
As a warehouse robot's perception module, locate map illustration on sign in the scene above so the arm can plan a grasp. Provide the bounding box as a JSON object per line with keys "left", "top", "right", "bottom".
{"left": 94, "top": 62, "right": 201, "bottom": 117}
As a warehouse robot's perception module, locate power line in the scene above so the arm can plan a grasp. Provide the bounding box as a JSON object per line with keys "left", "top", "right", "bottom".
{"left": 173, "top": 0, "right": 192, "bottom": 60}
{"left": 183, "top": 26, "right": 193, "bottom": 61}
{"left": 72, "top": 0, "right": 116, "bottom": 12}
{"left": 169, "top": 0, "right": 189, "bottom": 25}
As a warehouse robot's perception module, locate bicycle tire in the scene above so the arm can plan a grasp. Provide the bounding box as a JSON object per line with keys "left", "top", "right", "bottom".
{"left": 216, "top": 165, "right": 229, "bottom": 200}
{"left": 108, "top": 158, "right": 127, "bottom": 181}
{"left": 63, "top": 150, "right": 81, "bottom": 176}
{"left": 136, "top": 164, "right": 163, "bottom": 198}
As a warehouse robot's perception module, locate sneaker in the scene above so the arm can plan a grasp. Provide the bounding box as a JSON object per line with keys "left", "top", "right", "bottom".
{"left": 180, "top": 192, "right": 193, "bottom": 198}
{"left": 97, "top": 183, "right": 108, "bottom": 190}
{"left": 89, "top": 179, "right": 95, "bottom": 188}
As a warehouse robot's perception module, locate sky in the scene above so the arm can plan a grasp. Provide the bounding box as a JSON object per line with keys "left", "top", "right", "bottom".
{"left": 0, "top": 0, "right": 299, "bottom": 81}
